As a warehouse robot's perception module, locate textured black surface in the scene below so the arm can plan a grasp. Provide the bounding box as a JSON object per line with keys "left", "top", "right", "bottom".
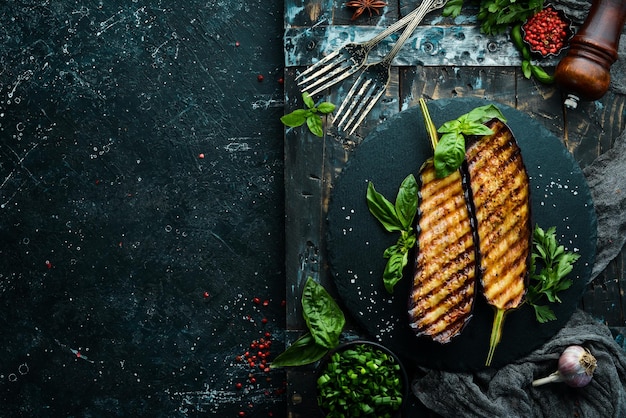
{"left": 0, "top": 2, "right": 286, "bottom": 417}
{"left": 327, "top": 98, "right": 597, "bottom": 372}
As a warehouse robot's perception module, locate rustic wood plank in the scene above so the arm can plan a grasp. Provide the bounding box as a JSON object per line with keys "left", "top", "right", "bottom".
{"left": 284, "top": 26, "right": 534, "bottom": 68}
{"left": 332, "top": 1, "right": 400, "bottom": 26}
{"left": 285, "top": 0, "right": 337, "bottom": 27}
{"left": 284, "top": 66, "right": 329, "bottom": 331}
{"left": 514, "top": 66, "right": 566, "bottom": 139}
{"left": 563, "top": 91, "right": 626, "bottom": 168}
{"left": 399, "top": 65, "right": 517, "bottom": 107}
{"left": 582, "top": 259, "right": 624, "bottom": 326}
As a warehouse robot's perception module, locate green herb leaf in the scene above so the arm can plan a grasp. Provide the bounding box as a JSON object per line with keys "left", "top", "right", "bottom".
{"left": 464, "top": 104, "right": 507, "bottom": 125}
{"left": 301, "top": 277, "right": 345, "bottom": 349}
{"left": 303, "top": 92, "right": 315, "bottom": 109}
{"left": 307, "top": 115, "right": 324, "bottom": 137}
{"left": 367, "top": 174, "right": 419, "bottom": 293}
{"left": 281, "top": 93, "right": 335, "bottom": 137}
{"left": 532, "top": 304, "right": 557, "bottom": 324}
{"left": 395, "top": 174, "right": 418, "bottom": 229}
{"left": 442, "top": 0, "right": 463, "bottom": 17}
{"left": 526, "top": 225, "right": 580, "bottom": 323}
{"left": 433, "top": 132, "right": 466, "bottom": 178}
{"left": 366, "top": 182, "right": 403, "bottom": 232}
{"left": 270, "top": 332, "right": 328, "bottom": 368}
{"left": 383, "top": 250, "right": 408, "bottom": 293}
{"left": 432, "top": 104, "right": 506, "bottom": 178}
{"left": 474, "top": 0, "right": 543, "bottom": 35}
{"left": 280, "top": 109, "right": 308, "bottom": 127}
{"left": 317, "top": 102, "right": 336, "bottom": 114}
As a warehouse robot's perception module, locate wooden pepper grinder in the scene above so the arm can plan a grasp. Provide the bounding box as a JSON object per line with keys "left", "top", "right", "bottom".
{"left": 554, "top": 0, "right": 626, "bottom": 109}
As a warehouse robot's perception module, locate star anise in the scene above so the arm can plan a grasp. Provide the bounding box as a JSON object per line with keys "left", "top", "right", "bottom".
{"left": 345, "top": 0, "right": 388, "bottom": 21}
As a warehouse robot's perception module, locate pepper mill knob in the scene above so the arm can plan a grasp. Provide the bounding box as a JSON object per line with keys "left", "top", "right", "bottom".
{"left": 554, "top": 0, "right": 626, "bottom": 109}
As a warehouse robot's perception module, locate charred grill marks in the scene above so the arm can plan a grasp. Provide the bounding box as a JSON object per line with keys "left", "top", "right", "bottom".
{"left": 466, "top": 120, "right": 531, "bottom": 311}
{"left": 409, "top": 162, "right": 477, "bottom": 343}
{"left": 409, "top": 118, "right": 531, "bottom": 351}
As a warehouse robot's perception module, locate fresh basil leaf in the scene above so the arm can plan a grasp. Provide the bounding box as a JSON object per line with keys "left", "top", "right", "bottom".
{"left": 317, "top": 102, "right": 336, "bottom": 114}
{"left": 465, "top": 104, "right": 507, "bottom": 124}
{"left": 303, "top": 92, "right": 315, "bottom": 109}
{"left": 366, "top": 182, "right": 403, "bottom": 232}
{"left": 280, "top": 109, "right": 308, "bottom": 127}
{"left": 437, "top": 119, "right": 461, "bottom": 134}
{"left": 433, "top": 132, "right": 465, "bottom": 178}
{"left": 383, "top": 244, "right": 400, "bottom": 259}
{"left": 395, "top": 174, "right": 418, "bottom": 230}
{"left": 383, "top": 251, "right": 407, "bottom": 293}
{"left": 399, "top": 230, "right": 416, "bottom": 252}
{"left": 301, "top": 277, "right": 345, "bottom": 349}
{"left": 270, "top": 332, "right": 328, "bottom": 368}
{"left": 307, "top": 115, "right": 324, "bottom": 137}
{"left": 458, "top": 121, "right": 495, "bottom": 137}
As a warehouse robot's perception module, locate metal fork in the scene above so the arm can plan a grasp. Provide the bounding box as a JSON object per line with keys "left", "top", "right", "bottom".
{"left": 334, "top": 0, "right": 447, "bottom": 135}
{"left": 297, "top": 7, "right": 424, "bottom": 96}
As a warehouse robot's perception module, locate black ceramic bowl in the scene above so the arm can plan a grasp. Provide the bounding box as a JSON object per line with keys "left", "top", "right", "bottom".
{"left": 521, "top": 4, "right": 574, "bottom": 58}
{"left": 316, "top": 340, "right": 409, "bottom": 418}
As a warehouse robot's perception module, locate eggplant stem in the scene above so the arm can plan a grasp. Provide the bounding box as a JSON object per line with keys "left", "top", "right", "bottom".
{"left": 486, "top": 308, "right": 506, "bottom": 366}
{"left": 532, "top": 371, "right": 563, "bottom": 387}
{"left": 419, "top": 98, "right": 439, "bottom": 150}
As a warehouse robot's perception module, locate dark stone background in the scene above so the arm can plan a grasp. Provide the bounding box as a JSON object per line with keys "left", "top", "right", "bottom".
{"left": 0, "top": 1, "right": 287, "bottom": 417}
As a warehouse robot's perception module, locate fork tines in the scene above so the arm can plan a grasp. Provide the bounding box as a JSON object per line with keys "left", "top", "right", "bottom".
{"left": 296, "top": 45, "right": 367, "bottom": 96}
{"left": 333, "top": 78, "right": 386, "bottom": 136}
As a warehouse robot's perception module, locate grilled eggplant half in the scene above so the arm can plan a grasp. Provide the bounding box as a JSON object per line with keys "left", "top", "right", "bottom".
{"left": 465, "top": 119, "right": 532, "bottom": 366}
{"left": 408, "top": 160, "right": 478, "bottom": 344}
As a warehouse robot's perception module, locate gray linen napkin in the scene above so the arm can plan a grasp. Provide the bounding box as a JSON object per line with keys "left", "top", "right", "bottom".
{"left": 412, "top": 310, "right": 626, "bottom": 418}
{"left": 584, "top": 127, "right": 626, "bottom": 281}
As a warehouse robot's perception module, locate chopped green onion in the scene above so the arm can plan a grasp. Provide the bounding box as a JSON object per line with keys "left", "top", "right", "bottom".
{"left": 317, "top": 343, "right": 404, "bottom": 417}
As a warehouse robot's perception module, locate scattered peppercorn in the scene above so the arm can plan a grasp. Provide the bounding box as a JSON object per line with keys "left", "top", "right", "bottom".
{"left": 257, "top": 74, "right": 264, "bottom": 82}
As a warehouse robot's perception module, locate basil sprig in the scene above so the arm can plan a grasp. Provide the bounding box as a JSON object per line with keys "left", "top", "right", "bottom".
{"left": 280, "top": 92, "right": 335, "bottom": 137}
{"left": 271, "top": 277, "right": 345, "bottom": 368}
{"left": 366, "top": 174, "right": 418, "bottom": 293}
{"left": 434, "top": 105, "right": 507, "bottom": 178}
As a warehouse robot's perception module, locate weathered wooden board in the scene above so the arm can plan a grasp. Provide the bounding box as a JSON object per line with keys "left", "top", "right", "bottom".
{"left": 285, "top": 26, "right": 532, "bottom": 67}
{"left": 284, "top": 0, "right": 626, "bottom": 415}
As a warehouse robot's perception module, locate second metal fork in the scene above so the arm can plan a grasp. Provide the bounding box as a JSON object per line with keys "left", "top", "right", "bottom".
{"left": 297, "top": 7, "right": 424, "bottom": 96}
{"left": 334, "top": 0, "right": 448, "bottom": 135}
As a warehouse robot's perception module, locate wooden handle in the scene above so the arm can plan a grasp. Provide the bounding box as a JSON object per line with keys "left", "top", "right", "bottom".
{"left": 555, "top": 0, "right": 626, "bottom": 107}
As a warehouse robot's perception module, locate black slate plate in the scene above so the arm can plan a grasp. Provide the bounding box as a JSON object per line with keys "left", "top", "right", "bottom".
{"left": 327, "top": 98, "right": 597, "bottom": 372}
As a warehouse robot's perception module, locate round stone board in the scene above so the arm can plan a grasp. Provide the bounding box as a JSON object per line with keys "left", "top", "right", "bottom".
{"left": 327, "top": 97, "right": 597, "bottom": 371}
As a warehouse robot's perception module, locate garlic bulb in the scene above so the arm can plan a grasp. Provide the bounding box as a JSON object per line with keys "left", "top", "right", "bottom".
{"left": 532, "top": 345, "right": 597, "bottom": 388}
